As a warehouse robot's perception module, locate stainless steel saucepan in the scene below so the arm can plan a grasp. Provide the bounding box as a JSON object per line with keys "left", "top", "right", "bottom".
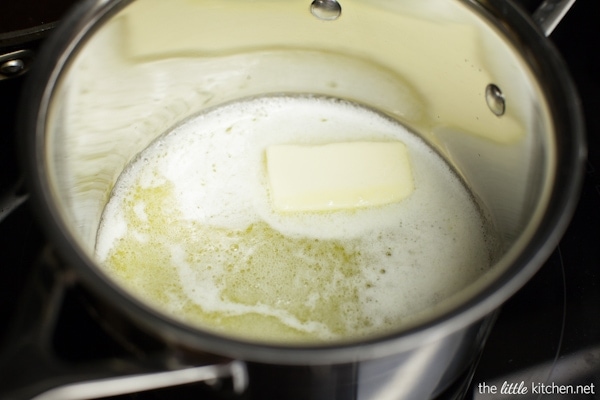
{"left": 0, "top": 0, "right": 585, "bottom": 399}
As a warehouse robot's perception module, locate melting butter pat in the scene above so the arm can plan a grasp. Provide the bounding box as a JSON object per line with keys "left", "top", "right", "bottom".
{"left": 266, "top": 141, "right": 414, "bottom": 212}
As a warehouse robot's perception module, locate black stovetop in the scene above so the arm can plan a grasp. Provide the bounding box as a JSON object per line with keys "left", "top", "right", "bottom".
{"left": 1, "top": 1, "right": 599, "bottom": 399}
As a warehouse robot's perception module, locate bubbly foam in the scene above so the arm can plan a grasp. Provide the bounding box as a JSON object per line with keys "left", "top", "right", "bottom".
{"left": 95, "top": 96, "right": 495, "bottom": 343}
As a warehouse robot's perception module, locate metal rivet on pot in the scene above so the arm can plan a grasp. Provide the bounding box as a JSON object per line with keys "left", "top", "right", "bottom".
{"left": 0, "top": 50, "right": 34, "bottom": 80}
{"left": 310, "top": 0, "right": 342, "bottom": 21}
{"left": 0, "top": 59, "right": 26, "bottom": 76}
{"left": 485, "top": 84, "right": 506, "bottom": 116}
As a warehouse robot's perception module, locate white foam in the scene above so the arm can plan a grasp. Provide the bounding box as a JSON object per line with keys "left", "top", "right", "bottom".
{"left": 95, "top": 96, "right": 494, "bottom": 343}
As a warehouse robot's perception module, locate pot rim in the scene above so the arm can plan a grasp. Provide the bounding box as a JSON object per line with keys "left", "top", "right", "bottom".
{"left": 19, "top": 0, "right": 586, "bottom": 365}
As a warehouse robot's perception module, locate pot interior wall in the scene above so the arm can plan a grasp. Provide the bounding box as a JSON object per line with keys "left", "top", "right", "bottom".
{"left": 44, "top": 0, "right": 554, "bottom": 332}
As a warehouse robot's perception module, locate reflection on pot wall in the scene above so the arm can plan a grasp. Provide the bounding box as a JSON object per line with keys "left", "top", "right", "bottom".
{"left": 46, "top": 0, "right": 554, "bottom": 256}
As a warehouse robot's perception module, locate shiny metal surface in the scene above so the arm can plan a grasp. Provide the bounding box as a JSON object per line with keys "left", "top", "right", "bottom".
{"left": 533, "top": 0, "right": 577, "bottom": 36}
{"left": 31, "top": 362, "right": 248, "bottom": 400}
{"left": 0, "top": 50, "right": 34, "bottom": 80}
{"left": 9, "top": 0, "right": 585, "bottom": 399}
{"left": 0, "top": 178, "right": 28, "bottom": 223}
{"left": 484, "top": 84, "right": 506, "bottom": 117}
{"left": 310, "top": 0, "right": 342, "bottom": 20}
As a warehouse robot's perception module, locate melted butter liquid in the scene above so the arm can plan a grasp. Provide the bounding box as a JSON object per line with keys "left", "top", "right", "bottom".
{"left": 96, "top": 96, "right": 497, "bottom": 344}
{"left": 107, "top": 181, "right": 370, "bottom": 341}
